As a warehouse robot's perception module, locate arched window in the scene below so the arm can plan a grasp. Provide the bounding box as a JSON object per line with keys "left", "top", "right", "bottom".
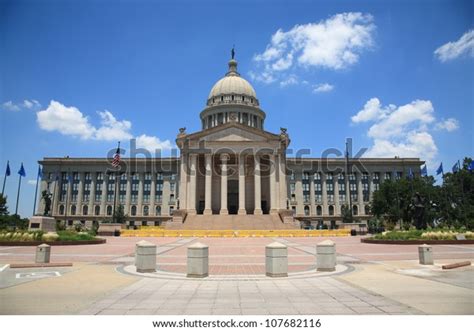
{"left": 329, "top": 205, "right": 334, "bottom": 216}
{"left": 82, "top": 205, "right": 88, "bottom": 215}
{"left": 59, "top": 205, "right": 65, "bottom": 215}
{"left": 352, "top": 205, "right": 358, "bottom": 216}
{"left": 95, "top": 205, "right": 100, "bottom": 215}
{"left": 169, "top": 206, "right": 174, "bottom": 215}
{"left": 131, "top": 205, "right": 137, "bottom": 216}
{"left": 107, "top": 205, "right": 112, "bottom": 216}
{"left": 316, "top": 205, "right": 322, "bottom": 216}
{"left": 365, "top": 205, "right": 370, "bottom": 215}
{"left": 304, "top": 205, "right": 310, "bottom": 216}
{"left": 143, "top": 205, "right": 149, "bottom": 216}
{"left": 156, "top": 206, "right": 161, "bottom": 216}
{"left": 71, "top": 205, "right": 76, "bottom": 216}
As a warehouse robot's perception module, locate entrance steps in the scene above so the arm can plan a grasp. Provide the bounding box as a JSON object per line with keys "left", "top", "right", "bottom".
{"left": 168, "top": 214, "right": 299, "bottom": 230}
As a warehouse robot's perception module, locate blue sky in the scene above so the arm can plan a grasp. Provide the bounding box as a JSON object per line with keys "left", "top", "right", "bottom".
{"left": 0, "top": 0, "right": 473, "bottom": 217}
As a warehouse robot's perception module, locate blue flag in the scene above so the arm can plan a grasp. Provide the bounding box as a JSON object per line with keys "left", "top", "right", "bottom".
{"left": 420, "top": 165, "right": 428, "bottom": 177}
{"left": 452, "top": 161, "right": 460, "bottom": 173}
{"left": 18, "top": 163, "right": 26, "bottom": 177}
{"left": 436, "top": 162, "right": 443, "bottom": 176}
{"left": 468, "top": 160, "right": 474, "bottom": 172}
{"left": 5, "top": 161, "right": 10, "bottom": 177}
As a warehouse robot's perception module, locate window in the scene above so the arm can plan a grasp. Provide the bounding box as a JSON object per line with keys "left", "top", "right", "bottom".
{"left": 304, "top": 205, "right": 310, "bottom": 216}
{"left": 328, "top": 205, "right": 334, "bottom": 216}
{"left": 170, "top": 174, "right": 176, "bottom": 180}
{"left": 108, "top": 183, "right": 114, "bottom": 191}
{"left": 82, "top": 205, "right": 88, "bottom": 215}
{"left": 303, "top": 194, "right": 310, "bottom": 203}
{"left": 290, "top": 183, "right": 295, "bottom": 193}
{"left": 95, "top": 193, "right": 102, "bottom": 202}
{"left": 169, "top": 206, "right": 174, "bottom": 215}
{"left": 132, "top": 173, "right": 139, "bottom": 180}
{"left": 131, "top": 205, "right": 137, "bottom": 216}
{"left": 119, "top": 194, "right": 126, "bottom": 203}
{"left": 339, "top": 194, "right": 346, "bottom": 203}
{"left": 71, "top": 194, "right": 77, "bottom": 202}
{"left": 170, "top": 183, "right": 175, "bottom": 192}
{"left": 384, "top": 172, "right": 392, "bottom": 180}
{"left": 338, "top": 183, "right": 345, "bottom": 192}
{"left": 396, "top": 172, "right": 403, "bottom": 180}
{"left": 143, "top": 194, "right": 150, "bottom": 203}
{"left": 144, "top": 172, "right": 151, "bottom": 180}
{"left": 73, "top": 183, "right": 79, "bottom": 191}
{"left": 362, "top": 172, "right": 369, "bottom": 180}
{"left": 108, "top": 173, "right": 115, "bottom": 180}
{"left": 326, "top": 173, "right": 333, "bottom": 180}
{"left": 349, "top": 173, "right": 356, "bottom": 181}
{"left": 71, "top": 205, "right": 76, "bottom": 215}
{"left": 120, "top": 173, "right": 127, "bottom": 180}
{"left": 157, "top": 172, "right": 163, "bottom": 180}
{"left": 352, "top": 205, "right": 358, "bottom": 216}
{"left": 132, "top": 183, "right": 139, "bottom": 191}
{"left": 315, "top": 194, "right": 322, "bottom": 203}
{"left": 338, "top": 173, "right": 345, "bottom": 180}
{"left": 95, "top": 183, "right": 102, "bottom": 191}
{"left": 143, "top": 206, "right": 149, "bottom": 216}
{"left": 84, "top": 183, "right": 91, "bottom": 191}
{"left": 95, "top": 205, "right": 100, "bottom": 215}
{"left": 144, "top": 183, "right": 151, "bottom": 191}
{"left": 316, "top": 205, "right": 322, "bottom": 216}
{"left": 156, "top": 206, "right": 161, "bottom": 216}
{"left": 373, "top": 172, "right": 379, "bottom": 180}
{"left": 84, "top": 172, "right": 91, "bottom": 180}
{"left": 83, "top": 194, "right": 90, "bottom": 202}
{"left": 302, "top": 183, "right": 309, "bottom": 191}
{"left": 96, "top": 172, "right": 104, "bottom": 180}
{"left": 327, "top": 183, "right": 334, "bottom": 191}
{"left": 156, "top": 194, "right": 163, "bottom": 203}
{"left": 363, "top": 183, "right": 369, "bottom": 191}
{"left": 365, "top": 205, "right": 370, "bottom": 215}
{"left": 107, "top": 206, "right": 112, "bottom": 215}
{"left": 290, "top": 172, "right": 295, "bottom": 181}
{"left": 131, "top": 194, "right": 138, "bottom": 203}
{"left": 350, "top": 183, "right": 357, "bottom": 191}
{"left": 374, "top": 183, "right": 379, "bottom": 191}
{"left": 315, "top": 183, "right": 322, "bottom": 191}
{"left": 314, "top": 172, "right": 321, "bottom": 180}
{"left": 328, "top": 194, "right": 334, "bottom": 203}
{"left": 73, "top": 172, "right": 79, "bottom": 180}
{"left": 120, "top": 183, "right": 127, "bottom": 191}
{"left": 107, "top": 193, "right": 114, "bottom": 202}
{"left": 156, "top": 183, "right": 163, "bottom": 191}
{"left": 59, "top": 205, "right": 65, "bottom": 215}
{"left": 302, "top": 172, "right": 309, "bottom": 180}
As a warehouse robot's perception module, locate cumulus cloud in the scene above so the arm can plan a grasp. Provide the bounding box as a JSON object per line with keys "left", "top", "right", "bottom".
{"left": 435, "top": 118, "right": 459, "bottom": 132}
{"left": 135, "top": 134, "right": 173, "bottom": 152}
{"left": 36, "top": 100, "right": 173, "bottom": 151}
{"left": 279, "top": 75, "right": 298, "bottom": 87}
{"left": 252, "top": 12, "right": 375, "bottom": 85}
{"left": 434, "top": 29, "right": 474, "bottom": 62}
{"left": 313, "top": 83, "right": 334, "bottom": 93}
{"left": 1, "top": 99, "right": 40, "bottom": 112}
{"left": 351, "top": 98, "right": 458, "bottom": 166}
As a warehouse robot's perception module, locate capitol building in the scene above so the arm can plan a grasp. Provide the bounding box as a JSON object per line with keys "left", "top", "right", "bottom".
{"left": 37, "top": 55, "right": 423, "bottom": 229}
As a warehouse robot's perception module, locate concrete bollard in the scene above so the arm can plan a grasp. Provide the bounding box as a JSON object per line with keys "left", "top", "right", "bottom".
{"left": 135, "top": 240, "right": 157, "bottom": 273}
{"left": 35, "top": 243, "right": 51, "bottom": 263}
{"left": 316, "top": 240, "right": 336, "bottom": 271}
{"left": 418, "top": 244, "right": 433, "bottom": 265}
{"left": 265, "top": 242, "right": 288, "bottom": 277}
{"left": 187, "top": 242, "right": 209, "bottom": 278}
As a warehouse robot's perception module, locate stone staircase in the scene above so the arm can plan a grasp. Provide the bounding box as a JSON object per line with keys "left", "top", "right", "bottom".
{"left": 166, "top": 214, "right": 299, "bottom": 230}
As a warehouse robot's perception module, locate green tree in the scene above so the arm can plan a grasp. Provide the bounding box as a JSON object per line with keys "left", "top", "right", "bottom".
{"left": 112, "top": 205, "right": 127, "bottom": 224}
{"left": 340, "top": 204, "right": 353, "bottom": 223}
{"left": 0, "top": 193, "right": 8, "bottom": 216}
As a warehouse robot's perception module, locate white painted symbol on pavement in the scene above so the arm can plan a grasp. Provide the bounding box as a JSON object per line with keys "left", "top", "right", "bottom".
{"left": 15, "top": 271, "right": 61, "bottom": 279}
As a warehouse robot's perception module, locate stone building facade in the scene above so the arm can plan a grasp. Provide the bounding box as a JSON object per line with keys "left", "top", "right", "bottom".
{"left": 37, "top": 57, "right": 423, "bottom": 228}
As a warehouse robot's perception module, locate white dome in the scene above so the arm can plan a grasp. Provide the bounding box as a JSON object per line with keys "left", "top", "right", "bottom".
{"left": 208, "top": 75, "right": 257, "bottom": 100}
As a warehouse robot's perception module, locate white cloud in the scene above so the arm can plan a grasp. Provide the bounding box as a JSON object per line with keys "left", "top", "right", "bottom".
{"left": 1, "top": 99, "right": 41, "bottom": 111}
{"left": 313, "top": 83, "right": 334, "bottom": 93}
{"left": 279, "top": 75, "right": 298, "bottom": 87}
{"left": 252, "top": 12, "right": 375, "bottom": 85}
{"left": 434, "top": 29, "right": 474, "bottom": 62}
{"left": 135, "top": 134, "right": 173, "bottom": 152}
{"left": 1, "top": 101, "right": 20, "bottom": 111}
{"left": 28, "top": 179, "right": 37, "bottom": 185}
{"left": 435, "top": 118, "right": 459, "bottom": 132}
{"left": 352, "top": 98, "right": 457, "bottom": 166}
{"left": 36, "top": 100, "right": 173, "bottom": 150}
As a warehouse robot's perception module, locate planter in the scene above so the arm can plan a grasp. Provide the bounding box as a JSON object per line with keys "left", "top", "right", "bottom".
{"left": 0, "top": 238, "right": 106, "bottom": 246}
{"left": 361, "top": 238, "right": 474, "bottom": 245}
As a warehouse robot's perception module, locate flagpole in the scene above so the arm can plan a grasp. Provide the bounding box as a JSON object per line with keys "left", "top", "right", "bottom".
{"left": 345, "top": 140, "right": 353, "bottom": 223}
{"left": 1, "top": 160, "right": 8, "bottom": 196}
{"left": 15, "top": 172, "right": 22, "bottom": 216}
{"left": 32, "top": 165, "right": 41, "bottom": 216}
{"left": 64, "top": 171, "right": 70, "bottom": 222}
{"left": 112, "top": 141, "right": 120, "bottom": 223}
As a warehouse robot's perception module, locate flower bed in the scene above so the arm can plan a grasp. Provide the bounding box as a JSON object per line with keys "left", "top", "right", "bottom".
{"left": 361, "top": 229, "right": 474, "bottom": 245}
{"left": 0, "top": 230, "right": 106, "bottom": 246}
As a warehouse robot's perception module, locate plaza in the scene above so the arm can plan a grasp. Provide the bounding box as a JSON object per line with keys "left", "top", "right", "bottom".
{"left": 0, "top": 236, "right": 472, "bottom": 315}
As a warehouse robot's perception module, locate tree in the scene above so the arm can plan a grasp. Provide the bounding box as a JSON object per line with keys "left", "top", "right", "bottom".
{"left": 0, "top": 193, "right": 8, "bottom": 216}
{"left": 340, "top": 204, "right": 352, "bottom": 223}
{"left": 112, "top": 205, "right": 127, "bottom": 224}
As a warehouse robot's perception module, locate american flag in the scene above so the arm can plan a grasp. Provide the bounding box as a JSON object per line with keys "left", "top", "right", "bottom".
{"left": 112, "top": 143, "right": 121, "bottom": 168}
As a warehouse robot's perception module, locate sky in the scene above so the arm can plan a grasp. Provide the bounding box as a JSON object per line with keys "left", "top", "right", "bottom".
{"left": 0, "top": 0, "right": 473, "bottom": 218}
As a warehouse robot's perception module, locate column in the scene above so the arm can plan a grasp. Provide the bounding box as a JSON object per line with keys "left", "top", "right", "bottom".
{"left": 278, "top": 154, "right": 288, "bottom": 210}
{"left": 269, "top": 154, "right": 277, "bottom": 214}
{"left": 52, "top": 175, "right": 60, "bottom": 216}
{"left": 150, "top": 174, "right": 156, "bottom": 216}
{"left": 138, "top": 172, "right": 144, "bottom": 216}
{"left": 220, "top": 155, "right": 228, "bottom": 215}
{"left": 178, "top": 153, "right": 188, "bottom": 213}
{"left": 77, "top": 172, "right": 83, "bottom": 215}
{"left": 88, "top": 172, "right": 96, "bottom": 216}
{"left": 188, "top": 154, "right": 197, "bottom": 214}
{"left": 334, "top": 174, "right": 340, "bottom": 216}
{"left": 204, "top": 154, "right": 212, "bottom": 215}
{"left": 125, "top": 174, "right": 131, "bottom": 216}
{"left": 322, "top": 172, "right": 328, "bottom": 215}
{"left": 369, "top": 172, "right": 375, "bottom": 201}
{"left": 310, "top": 175, "right": 315, "bottom": 216}
{"left": 357, "top": 173, "right": 364, "bottom": 215}
{"left": 254, "top": 155, "right": 262, "bottom": 215}
{"left": 163, "top": 179, "right": 170, "bottom": 216}
{"left": 100, "top": 174, "right": 107, "bottom": 216}
{"left": 238, "top": 154, "right": 246, "bottom": 215}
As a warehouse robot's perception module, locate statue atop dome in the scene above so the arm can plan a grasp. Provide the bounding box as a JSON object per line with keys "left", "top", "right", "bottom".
{"left": 231, "top": 46, "right": 235, "bottom": 60}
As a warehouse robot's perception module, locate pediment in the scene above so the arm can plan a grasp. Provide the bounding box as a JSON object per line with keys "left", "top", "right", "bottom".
{"left": 200, "top": 126, "right": 267, "bottom": 142}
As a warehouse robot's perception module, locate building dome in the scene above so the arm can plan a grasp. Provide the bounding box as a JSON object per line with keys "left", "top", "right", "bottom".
{"left": 208, "top": 60, "right": 257, "bottom": 100}
{"left": 200, "top": 54, "right": 265, "bottom": 131}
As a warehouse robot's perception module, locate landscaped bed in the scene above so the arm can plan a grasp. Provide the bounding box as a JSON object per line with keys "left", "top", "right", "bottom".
{"left": 361, "top": 229, "right": 474, "bottom": 245}
{"left": 0, "top": 230, "right": 106, "bottom": 246}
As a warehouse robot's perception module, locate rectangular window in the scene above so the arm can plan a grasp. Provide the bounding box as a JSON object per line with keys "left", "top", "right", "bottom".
{"left": 350, "top": 183, "right": 357, "bottom": 191}
{"left": 326, "top": 173, "right": 333, "bottom": 180}
{"left": 108, "top": 183, "right": 114, "bottom": 191}
{"left": 131, "top": 194, "right": 138, "bottom": 203}
{"left": 339, "top": 194, "right": 346, "bottom": 203}
{"left": 170, "top": 174, "right": 176, "bottom": 181}
{"left": 157, "top": 172, "right": 163, "bottom": 180}
{"left": 72, "top": 183, "right": 79, "bottom": 191}
{"left": 314, "top": 172, "right": 321, "bottom": 180}
{"left": 302, "top": 183, "right": 309, "bottom": 191}
{"left": 95, "top": 183, "right": 102, "bottom": 191}
{"left": 328, "top": 194, "right": 334, "bottom": 203}
{"left": 120, "top": 183, "right": 127, "bottom": 191}
{"left": 71, "top": 194, "right": 77, "bottom": 202}
{"left": 315, "top": 194, "right": 322, "bottom": 203}
{"left": 315, "top": 183, "right": 321, "bottom": 191}
{"left": 362, "top": 172, "right": 369, "bottom": 180}
{"left": 73, "top": 172, "right": 79, "bottom": 180}
{"left": 349, "top": 173, "right": 356, "bottom": 181}
{"left": 144, "top": 183, "right": 151, "bottom": 191}
{"left": 302, "top": 172, "right": 309, "bottom": 180}
{"left": 170, "top": 183, "right": 175, "bottom": 192}
{"left": 108, "top": 173, "right": 115, "bottom": 180}
{"left": 83, "top": 194, "right": 90, "bottom": 202}
{"left": 143, "top": 194, "right": 150, "bottom": 203}
{"left": 132, "top": 173, "right": 139, "bottom": 180}
{"left": 290, "top": 183, "right": 295, "bottom": 193}
{"left": 327, "top": 183, "right": 334, "bottom": 191}
{"left": 120, "top": 173, "right": 127, "bottom": 180}
{"left": 144, "top": 172, "right": 151, "bottom": 180}
{"left": 290, "top": 172, "right": 295, "bottom": 181}
{"left": 95, "top": 193, "right": 102, "bottom": 202}
{"left": 132, "top": 183, "right": 139, "bottom": 191}
{"left": 373, "top": 172, "right": 379, "bottom": 180}
{"left": 84, "top": 172, "right": 91, "bottom": 181}
{"left": 96, "top": 172, "right": 104, "bottom": 180}
{"left": 119, "top": 195, "right": 126, "bottom": 203}
{"left": 384, "top": 172, "right": 392, "bottom": 180}
{"left": 303, "top": 194, "right": 310, "bottom": 203}
{"left": 107, "top": 193, "right": 114, "bottom": 202}
{"left": 155, "top": 194, "right": 162, "bottom": 203}
{"left": 338, "top": 173, "right": 345, "bottom": 180}
{"left": 338, "top": 183, "right": 345, "bottom": 192}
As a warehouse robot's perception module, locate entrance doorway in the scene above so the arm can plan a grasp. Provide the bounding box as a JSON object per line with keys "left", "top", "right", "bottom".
{"left": 228, "top": 180, "right": 238, "bottom": 214}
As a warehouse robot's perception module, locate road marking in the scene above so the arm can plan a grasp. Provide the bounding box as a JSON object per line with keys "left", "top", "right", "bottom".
{"left": 15, "top": 271, "right": 61, "bottom": 279}
{"left": 0, "top": 264, "right": 9, "bottom": 272}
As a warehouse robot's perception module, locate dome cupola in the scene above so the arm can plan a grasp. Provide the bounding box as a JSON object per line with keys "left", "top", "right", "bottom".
{"left": 200, "top": 50, "right": 266, "bottom": 130}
